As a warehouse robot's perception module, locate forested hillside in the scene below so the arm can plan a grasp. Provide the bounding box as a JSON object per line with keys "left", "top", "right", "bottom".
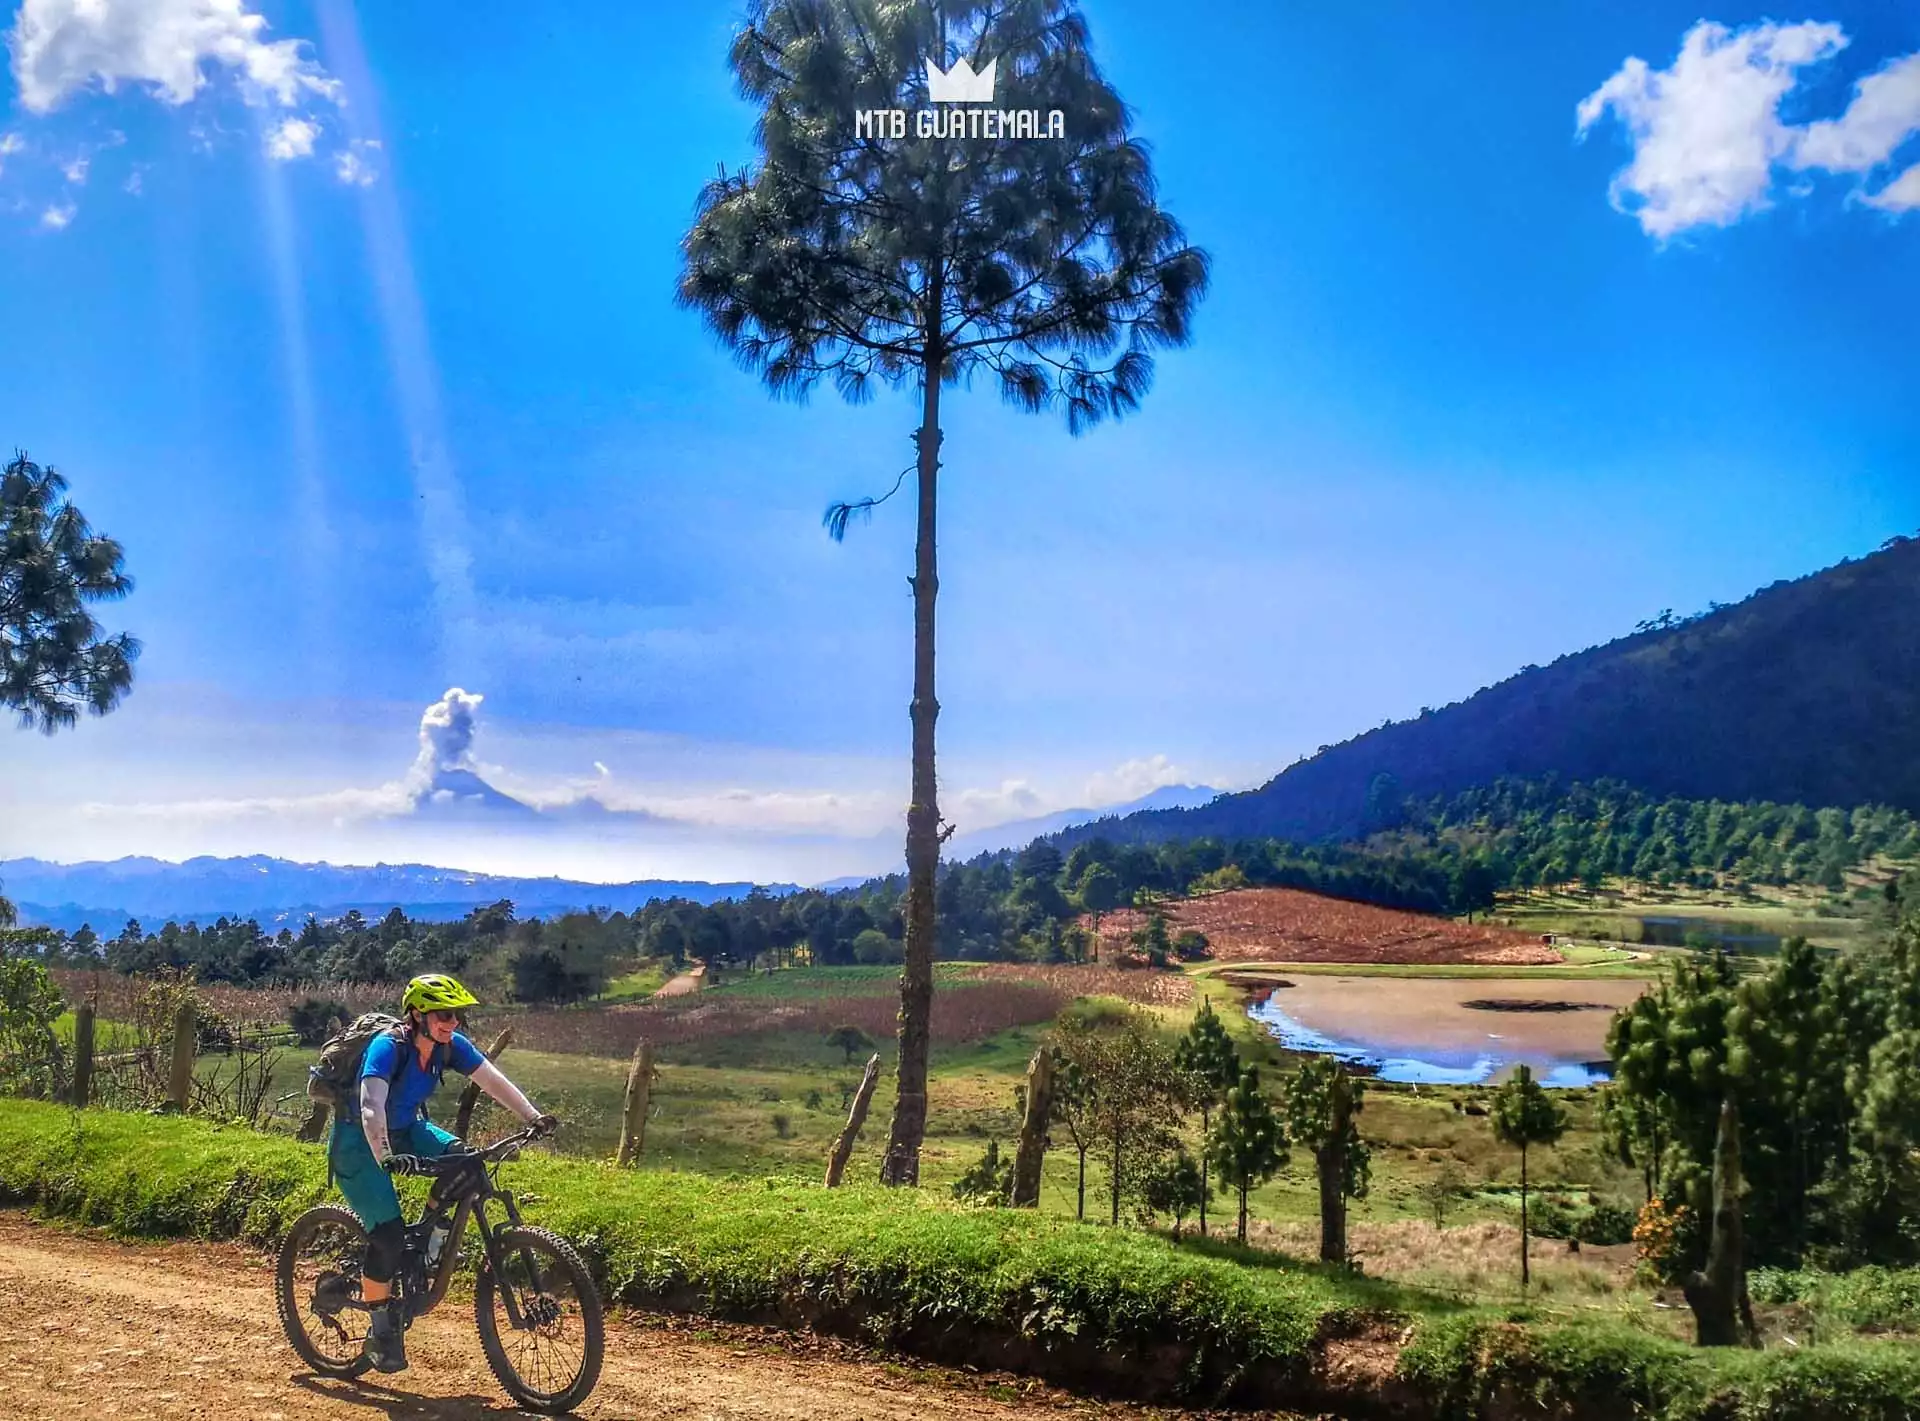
{"left": 1071, "top": 536, "right": 1920, "bottom": 846}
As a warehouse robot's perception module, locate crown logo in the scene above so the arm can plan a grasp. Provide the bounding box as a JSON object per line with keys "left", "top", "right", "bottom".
{"left": 925, "top": 55, "right": 997, "bottom": 104}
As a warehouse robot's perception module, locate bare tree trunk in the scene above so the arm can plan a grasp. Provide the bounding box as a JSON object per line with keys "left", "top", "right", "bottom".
{"left": 167, "top": 1001, "right": 196, "bottom": 1112}
{"left": 616, "top": 1038, "right": 653, "bottom": 1167}
{"left": 71, "top": 999, "right": 94, "bottom": 1108}
{"left": 881, "top": 342, "right": 945, "bottom": 1188}
{"left": 454, "top": 1026, "right": 514, "bottom": 1140}
{"left": 828, "top": 1053, "right": 882, "bottom": 1187}
{"left": 1110, "top": 1126, "right": 1123, "bottom": 1225}
{"left": 1198, "top": 1105, "right": 1210, "bottom": 1237}
{"left": 1684, "top": 1098, "right": 1754, "bottom": 1347}
{"left": 1520, "top": 1142, "right": 1531, "bottom": 1289}
{"left": 1076, "top": 1145, "right": 1087, "bottom": 1220}
{"left": 1238, "top": 1178, "right": 1249, "bottom": 1243}
{"left": 1318, "top": 1070, "right": 1353, "bottom": 1264}
{"left": 1009, "top": 1046, "right": 1054, "bottom": 1207}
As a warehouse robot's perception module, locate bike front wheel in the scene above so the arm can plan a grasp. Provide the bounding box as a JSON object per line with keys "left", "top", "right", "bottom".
{"left": 474, "top": 1225, "right": 605, "bottom": 1413}
{"left": 275, "top": 1204, "right": 373, "bottom": 1377}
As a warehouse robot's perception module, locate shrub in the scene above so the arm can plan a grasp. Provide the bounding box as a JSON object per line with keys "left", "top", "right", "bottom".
{"left": 1171, "top": 930, "right": 1213, "bottom": 962}
{"left": 285, "top": 996, "right": 351, "bottom": 1047}
{"left": 771, "top": 1111, "right": 792, "bottom": 1140}
{"left": 950, "top": 1138, "right": 1011, "bottom": 1205}
{"left": 0, "top": 958, "right": 65, "bottom": 1100}
{"left": 850, "top": 929, "right": 902, "bottom": 965}
{"left": 1633, "top": 1198, "right": 1692, "bottom": 1284}
{"left": 1577, "top": 1201, "right": 1637, "bottom": 1247}
{"left": 1529, "top": 1195, "right": 1578, "bottom": 1241}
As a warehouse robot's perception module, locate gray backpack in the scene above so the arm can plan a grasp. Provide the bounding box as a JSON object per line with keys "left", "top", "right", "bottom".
{"left": 307, "top": 1012, "right": 411, "bottom": 1106}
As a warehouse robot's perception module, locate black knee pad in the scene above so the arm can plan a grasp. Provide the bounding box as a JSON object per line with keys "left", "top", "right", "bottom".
{"left": 365, "top": 1218, "right": 405, "bottom": 1283}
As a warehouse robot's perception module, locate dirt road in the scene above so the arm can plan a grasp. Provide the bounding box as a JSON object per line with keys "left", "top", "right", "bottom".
{"left": 651, "top": 966, "right": 705, "bottom": 998}
{"left": 0, "top": 1212, "right": 1253, "bottom": 1421}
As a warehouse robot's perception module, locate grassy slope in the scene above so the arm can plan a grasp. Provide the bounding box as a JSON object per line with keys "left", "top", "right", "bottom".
{"left": 2, "top": 1100, "right": 1914, "bottom": 1418}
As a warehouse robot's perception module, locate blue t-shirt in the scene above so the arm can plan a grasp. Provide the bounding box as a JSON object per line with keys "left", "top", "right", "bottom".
{"left": 360, "top": 1028, "right": 486, "bottom": 1128}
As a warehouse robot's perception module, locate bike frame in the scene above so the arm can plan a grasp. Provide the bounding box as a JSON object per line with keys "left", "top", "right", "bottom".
{"left": 349, "top": 1128, "right": 551, "bottom": 1331}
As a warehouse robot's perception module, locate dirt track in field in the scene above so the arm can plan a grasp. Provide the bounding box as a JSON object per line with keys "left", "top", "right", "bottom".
{"left": 0, "top": 1212, "right": 1280, "bottom": 1421}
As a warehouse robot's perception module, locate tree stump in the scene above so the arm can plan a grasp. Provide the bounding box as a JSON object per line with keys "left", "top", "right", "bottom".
{"left": 1683, "top": 1097, "right": 1756, "bottom": 1347}
{"left": 1009, "top": 1046, "right": 1055, "bottom": 1206}
{"left": 826, "top": 1054, "right": 881, "bottom": 1187}
{"left": 616, "top": 1038, "right": 654, "bottom": 1166}
{"left": 167, "top": 1001, "right": 197, "bottom": 1112}
{"left": 296, "top": 1100, "right": 330, "bottom": 1143}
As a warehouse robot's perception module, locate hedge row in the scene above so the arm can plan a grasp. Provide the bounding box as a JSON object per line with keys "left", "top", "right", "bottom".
{"left": 1, "top": 1101, "right": 1916, "bottom": 1418}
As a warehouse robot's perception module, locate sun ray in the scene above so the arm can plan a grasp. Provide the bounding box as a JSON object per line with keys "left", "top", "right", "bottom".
{"left": 312, "top": 0, "right": 482, "bottom": 688}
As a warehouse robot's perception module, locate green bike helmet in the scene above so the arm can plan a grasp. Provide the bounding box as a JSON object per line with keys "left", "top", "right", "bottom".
{"left": 402, "top": 973, "right": 480, "bottom": 1014}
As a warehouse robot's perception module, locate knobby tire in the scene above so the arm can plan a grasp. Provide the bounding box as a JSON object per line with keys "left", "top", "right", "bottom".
{"left": 275, "top": 1204, "right": 374, "bottom": 1378}
{"left": 474, "top": 1224, "right": 604, "bottom": 1414}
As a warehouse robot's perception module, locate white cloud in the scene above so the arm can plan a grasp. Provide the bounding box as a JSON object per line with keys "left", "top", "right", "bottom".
{"left": 1580, "top": 21, "right": 1920, "bottom": 238}
{"left": 1081, "top": 754, "right": 1185, "bottom": 807}
{"left": 1792, "top": 52, "right": 1920, "bottom": 172}
{"left": 9, "top": 0, "right": 342, "bottom": 113}
{"left": 264, "top": 115, "right": 318, "bottom": 161}
{"left": 78, "top": 784, "right": 415, "bottom": 825}
{"left": 949, "top": 779, "right": 1047, "bottom": 827}
{"left": 61, "top": 153, "right": 87, "bottom": 183}
{"left": 123, "top": 166, "right": 144, "bottom": 194}
{"left": 333, "top": 138, "right": 379, "bottom": 186}
{"left": 1864, "top": 161, "right": 1920, "bottom": 212}
{"left": 39, "top": 201, "right": 74, "bottom": 228}
{"left": 1577, "top": 20, "right": 1846, "bottom": 239}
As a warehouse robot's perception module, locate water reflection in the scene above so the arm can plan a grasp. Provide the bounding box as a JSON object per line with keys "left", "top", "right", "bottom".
{"left": 1246, "top": 993, "right": 1612, "bottom": 1088}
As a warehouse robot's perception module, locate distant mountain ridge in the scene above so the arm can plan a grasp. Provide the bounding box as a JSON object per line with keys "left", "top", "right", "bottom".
{"left": 807, "top": 784, "right": 1223, "bottom": 888}
{"left": 1049, "top": 536, "right": 1920, "bottom": 849}
{"left": 0, "top": 855, "right": 796, "bottom": 934}
{"left": 942, "top": 783, "right": 1220, "bottom": 861}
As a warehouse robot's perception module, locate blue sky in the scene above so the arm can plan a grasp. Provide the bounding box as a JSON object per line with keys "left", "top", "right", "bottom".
{"left": 1, "top": 0, "right": 1916, "bottom": 884}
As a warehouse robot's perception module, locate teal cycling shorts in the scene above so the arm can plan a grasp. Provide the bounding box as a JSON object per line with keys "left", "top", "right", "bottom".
{"left": 329, "top": 1118, "right": 460, "bottom": 1229}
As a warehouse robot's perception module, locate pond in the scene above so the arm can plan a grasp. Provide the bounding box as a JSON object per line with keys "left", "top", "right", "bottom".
{"left": 1239, "top": 974, "right": 1650, "bottom": 1089}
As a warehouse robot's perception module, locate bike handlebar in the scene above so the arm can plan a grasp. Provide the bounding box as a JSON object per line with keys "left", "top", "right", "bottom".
{"left": 385, "top": 1121, "right": 554, "bottom": 1177}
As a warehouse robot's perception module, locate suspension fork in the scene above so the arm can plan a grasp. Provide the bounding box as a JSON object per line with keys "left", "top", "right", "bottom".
{"left": 474, "top": 1190, "right": 546, "bottom": 1331}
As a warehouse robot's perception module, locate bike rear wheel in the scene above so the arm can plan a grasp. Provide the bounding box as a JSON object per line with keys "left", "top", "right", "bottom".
{"left": 474, "top": 1225, "right": 604, "bottom": 1413}
{"left": 275, "top": 1204, "right": 374, "bottom": 1377}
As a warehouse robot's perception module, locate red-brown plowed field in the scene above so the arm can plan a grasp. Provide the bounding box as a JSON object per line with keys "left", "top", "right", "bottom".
{"left": 1091, "top": 887, "right": 1561, "bottom": 966}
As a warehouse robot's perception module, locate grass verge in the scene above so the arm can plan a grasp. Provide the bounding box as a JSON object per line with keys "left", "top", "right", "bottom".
{"left": 1, "top": 1100, "right": 1914, "bottom": 1418}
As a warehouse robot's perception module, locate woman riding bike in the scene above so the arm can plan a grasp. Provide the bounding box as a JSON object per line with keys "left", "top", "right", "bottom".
{"left": 334, "top": 972, "right": 556, "bottom": 1374}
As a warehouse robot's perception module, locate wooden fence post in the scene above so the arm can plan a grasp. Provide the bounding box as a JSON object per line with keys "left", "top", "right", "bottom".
{"left": 616, "top": 1038, "right": 653, "bottom": 1166}
{"left": 71, "top": 998, "right": 95, "bottom": 1108}
{"left": 825, "top": 1053, "right": 882, "bottom": 1188}
{"left": 168, "top": 1000, "right": 197, "bottom": 1111}
{"left": 1009, "top": 1046, "right": 1055, "bottom": 1207}
{"left": 296, "top": 1098, "right": 330, "bottom": 1143}
{"left": 455, "top": 1026, "right": 514, "bottom": 1140}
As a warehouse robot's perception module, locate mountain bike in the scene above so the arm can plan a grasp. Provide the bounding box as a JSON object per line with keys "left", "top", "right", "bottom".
{"left": 275, "top": 1124, "right": 605, "bottom": 1413}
